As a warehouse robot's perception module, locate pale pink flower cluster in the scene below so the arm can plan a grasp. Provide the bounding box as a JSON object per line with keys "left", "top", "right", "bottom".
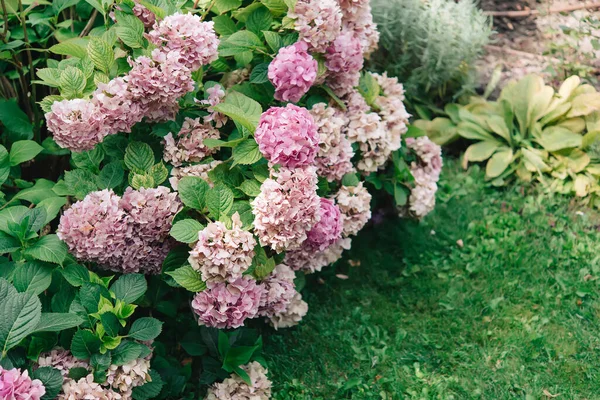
{"left": 58, "top": 187, "right": 181, "bottom": 274}
{"left": 46, "top": 13, "right": 219, "bottom": 152}
{"left": 334, "top": 182, "right": 372, "bottom": 237}
{"left": 325, "top": 30, "right": 364, "bottom": 96}
{"left": 189, "top": 213, "right": 256, "bottom": 285}
{"left": 133, "top": 0, "right": 156, "bottom": 28}
{"left": 45, "top": 99, "right": 109, "bottom": 152}
{"left": 200, "top": 84, "right": 227, "bottom": 127}
{"left": 268, "top": 291, "right": 309, "bottom": 329}
{"left": 252, "top": 166, "right": 321, "bottom": 253}
{"left": 285, "top": 237, "right": 351, "bottom": 273}
{"left": 259, "top": 263, "right": 297, "bottom": 317}
{"left": 147, "top": 13, "right": 219, "bottom": 70}
{"left": 106, "top": 358, "right": 151, "bottom": 397}
{"left": 191, "top": 276, "right": 264, "bottom": 329}
{"left": 169, "top": 160, "right": 221, "bottom": 190}
{"left": 371, "top": 72, "right": 410, "bottom": 151}
{"left": 310, "top": 103, "right": 354, "bottom": 182}
{"left": 206, "top": 362, "right": 272, "bottom": 400}
{"left": 162, "top": 117, "right": 219, "bottom": 166}
{"left": 290, "top": 0, "right": 342, "bottom": 53}
{"left": 0, "top": 367, "right": 46, "bottom": 400}
{"left": 401, "top": 137, "right": 443, "bottom": 219}
{"left": 37, "top": 348, "right": 88, "bottom": 377}
{"left": 59, "top": 375, "right": 122, "bottom": 400}
{"left": 255, "top": 104, "right": 320, "bottom": 168}
{"left": 268, "top": 42, "right": 318, "bottom": 103}
{"left": 305, "top": 198, "right": 343, "bottom": 251}
{"left": 339, "top": 0, "right": 379, "bottom": 58}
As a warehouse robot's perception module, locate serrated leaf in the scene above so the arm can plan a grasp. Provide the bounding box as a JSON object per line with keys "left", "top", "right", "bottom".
{"left": 35, "top": 313, "right": 84, "bottom": 332}
{"left": 0, "top": 291, "right": 42, "bottom": 356}
{"left": 36, "top": 68, "right": 62, "bottom": 87}
{"left": 238, "top": 180, "right": 261, "bottom": 197}
{"left": 111, "top": 340, "right": 143, "bottom": 366}
{"left": 61, "top": 263, "right": 89, "bottom": 287}
{"left": 49, "top": 39, "right": 88, "bottom": 59}
{"left": 232, "top": 139, "right": 262, "bottom": 166}
{"left": 206, "top": 183, "right": 234, "bottom": 219}
{"left": 177, "top": 176, "right": 209, "bottom": 210}
{"left": 166, "top": 266, "right": 206, "bottom": 292}
{"left": 32, "top": 366, "right": 63, "bottom": 400}
{"left": 64, "top": 169, "right": 99, "bottom": 200}
{"left": 250, "top": 63, "right": 269, "bottom": 84}
{"left": 150, "top": 162, "right": 168, "bottom": 186}
{"left": 115, "top": 14, "right": 145, "bottom": 48}
{"left": 170, "top": 219, "right": 203, "bottom": 243}
{"left": 59, "top": 67, "right": 86, "bottom": 98}
{"left": 100, "top": 312, "right": 121, "bottom": 337}
{"left": 109, "top": 274, "right": 147, "bottom": 304}
{"left": 128, "top": 317, "right": 162, "bottom": 341}
{"left": 125, "top": 142, "right": 155, "bottom": 173}
{"left": 13, "top": 262, "right": 53, "bottom": 295}
{"left": 132, "top": 370, "right": 163, "bottom": 400}
{"left": 37, "top": 197, "right": 67, "bottom": 225}
{"left": 87, "top": 37, "right": 114, "bottom": 74}
{"left": 70, "top": 329, "right": 102, "bottom": 359}
{"left": 97, "top": 162, "right": 125, "bottom": 189}
{"left": 131, "top": 174, "right": 155, "bottom": 190}
{"left": 23, "top": 235, "right": 68, "bottom": 265}
{"left": 0, "top": 231, "right": 21, "bottom": 254}
{"left": 246, "top": 7, "right": 273, "bottom": 34}
{"left": 219, "top": 30, "right": 265, "bottom": 57}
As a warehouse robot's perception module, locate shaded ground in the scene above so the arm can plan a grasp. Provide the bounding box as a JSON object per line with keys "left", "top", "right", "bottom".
{"left": 264, "top": 160, "right": 600, "bottom": 399}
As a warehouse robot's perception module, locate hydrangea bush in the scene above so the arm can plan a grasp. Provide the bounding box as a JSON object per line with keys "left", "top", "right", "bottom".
{"left": 0, "top": 0, "right": 442, "bottom": 398}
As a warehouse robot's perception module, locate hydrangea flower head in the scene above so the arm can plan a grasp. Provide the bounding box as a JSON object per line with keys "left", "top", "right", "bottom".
{"left": 191, "top": 276, "right": 264, "bottom": 329}
{"left": 189, "top": 213, "right": 256, "bottom": 285}
{"left": 290, "top": 0, "right": 342, "bottom": 52}
{"left": 306, "top": 198, "right": 343, "bottom": 251}
{"left": 45, "top": 99, "right": 109, "bottom": 152}
{"left": 162, "top": 117, "right": 219, "bottom": 167}
{"left": 268, "top": 42, "right": 318, "bottom": 103}
{"left": 169, "top": 160, "right": 221, "bottom": 190}
{"left": 268, "top": 291, "right": 308, "bottom": 329}
{"left": 147, "top": 13, "right": 219, "bottom": 70}
{"left": 106, "top": 357, "right": 151, "bottom": 395}
{"left": 92, "top": 77, "right": 144, "bottom": 135}
{"left": 335, "top": 182, "right": 372, "bottom": 236}
{"left": 285, "top": 237, "right": 351, "bottom": 273}
{"left": 206, "top": 362, "right": 272, "bottom": 400}
{"left": 59, "top": 374, "right": 121, "bottom": 400}
{"left": 259, "top": 263, "right": 296, "bottom": 317}
{"left": 254, "top": 104, "right": 319, "bottom": 168}
{"left": 0, "top": 367, "right": 46, "bottom": 400}
{"left": 37, "top": 348, "right": 88, "bottom": 377}
{"left": 252, "top": 166, "right": 321, "bottom": 253}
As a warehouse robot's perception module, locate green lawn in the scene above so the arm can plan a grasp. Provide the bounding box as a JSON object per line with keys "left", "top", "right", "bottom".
{"left": 263, "top": 160, "right": 600, "bottom": 399}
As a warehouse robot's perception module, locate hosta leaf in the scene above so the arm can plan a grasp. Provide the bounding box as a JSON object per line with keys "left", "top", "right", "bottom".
{"left": 456, "top": 121, "right": 495, "bottom": 141}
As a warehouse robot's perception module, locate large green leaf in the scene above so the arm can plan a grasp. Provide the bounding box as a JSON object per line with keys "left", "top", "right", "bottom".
{"left": 170, "top": 219, "right": 204, "bottom": 243}
{"left": 213, "top": 92, "right": 262, "bottom": 132}
{"left": 9, "top": 140, "right": 44, "bottom": 166}
{"left": 463, "top": 141, "right": 500, "bottom": 165}
{"left": 0, "top": 99, "right": 33, "bottom": 139}
{"left": 109, "top": 274, "right": 147, "bottom": 304}
{"left": 166, "top": 265, "right": 206, "bottom": 293}
{"left": 13, "top": 179, "right": 58, "bottom": 204}
{"left": 537, "top": 127, "right": 582, "bottom": 152}
{"left": 13, "top": 262, "right": 53, "bottom": 295}
{"left": 0, "top": 291, "right": 42, "bottom": 356}
{"left": 177, "top": 176, "right": 209, "bottom": 210}
{"left": 35, "top": 313, "right": 84, "bottom": 332}
{"left": 23, "top": 234, "right": 68, "bottom": 265}
{"left": 485, "top": 148, "right": 514, "bottom": 179}
{"left": 456, "top": 121, "right": 495, "bottom": 141}
{"left": 128, "top": 317, "right": 163, "bottom": 341}
{"left": 71, "top": 329, "right": 102, "bottom": 359}
{"left": 206, "top": 183, "right": 234, "bottom": 220}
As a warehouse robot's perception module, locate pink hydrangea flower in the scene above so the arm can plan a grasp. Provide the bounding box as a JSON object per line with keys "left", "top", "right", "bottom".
{"left": 268, "top": 42, "right": 318, "bottom": 103}
{"left": 92, "top": 77, "right": 144, "bottom": 135}
{"left": 305, "top": 198, "right": 343, "bottom": 251}
{"left": 259, "top": 263, "right": 296, "bottom": 317}
{"left": 45, "top": 99, "right": 109, "bottom": 152}
{"left": 133, "top": 0, "right": 156, "bottom": 28}
{"left": 191, "top": 276, "right": 264, "bottom": 329}
{"left": 189, "top": 213, "right": 256, "bottom": 285}
{"left": 162, "top": 117, "right": 219, "bottom": 167}
{"left": 254, "top": 104, "right": 319, "bottom": 168}
{"left": 147, "top": 13, "right": 219, "bottom": 70}
{"left": 404, "top": 168, "right": 438, "bottom": 219}
{"left": 200, "top": 84, "right": 227, "bottom": 127}
{"left": 59, "top": 374, "right": 121, "bottom": 400}
{"left": 268, "top": 291, "right": 308, "bottom": 329}
{"left": 285, "top": 237, "right": 351, "bottom": 273}
{"left": 206, "top": 362, "right": 272, "bottom": 400}
{"left": 310, "top": 103, "right": 354, "bottom": 181}
{"left": 325, "top": 30, "right": 363, "bottom": 74}
{"left": 406, "top": 136, "right": 443, "bottom": 179}
{"left": 169, "top": 160, "right": 221, "bottom": 190}
{"left": 0, "top": 367, "right": 46, "bottom": 400}
{"left": 252, "top": 166, "right": 321, "bottom": 253}
{"left": 289, "top": 0, "right": 342, "bottom": 53}
{"left": 372, "top": 72, "right": 410, "bottom": 152}
{"left": 37, "top": 348, "right": 88, "bottom": 377}
{"left": 341, "top": 1, "right": 379, "bottom": 57}
{"left": 335, "top": 182, "right": 372, "bottom": 237}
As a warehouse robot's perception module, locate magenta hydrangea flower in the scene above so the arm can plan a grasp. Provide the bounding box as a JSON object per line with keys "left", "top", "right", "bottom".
{"left": 162, "top": 117, "right": 219, "bottom": 167}
{"left": 310, "top": 103, "right": 354, "bottom": 181}
{"left": 254, "top": 104, "right": 319, "bottom": 168}
{"left": 258, "top": 263, "right": 296, "bottom": 317}
{"left": 92, "top": 77, "right": 144, "bottom": 135}
{"left": 305, "top": 198, "right": 343, "bottom": 251}
{"left": 289, "top": 0, "right": 342, "bottom": 53}
{"left": 0, "top": 367, "right": 46, "bottom": 400}
{"left": 45, "top": 99, "right": 109, "bottom": 152}
{"left": 147, "top": 13, "right": 219, "bottom": 70}
{"left": 57, "top": 189, "right": 130, "bottom": 267}
{"left": 252, "top": 166, "right": 321, "bottom": 253}
{"left": 189, "top": 213, "right": 256, "bottom": 285}
{"left": 268, "top": 42, "right": 318, "bottom": 103}
{"left": 191, "top": 276, "right": 264, "bottom": 329}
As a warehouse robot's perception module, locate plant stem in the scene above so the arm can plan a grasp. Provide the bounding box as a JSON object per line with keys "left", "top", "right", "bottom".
{"left": 80, "top": 9, "right": 98, "bottom": 37}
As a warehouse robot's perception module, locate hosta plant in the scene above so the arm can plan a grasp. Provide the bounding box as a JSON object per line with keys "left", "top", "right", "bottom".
{"left": 0, "top": 0, "right": 442, "bottom": 398}
{"left": 413, "top": 75, "right": 600, "bottom": 203}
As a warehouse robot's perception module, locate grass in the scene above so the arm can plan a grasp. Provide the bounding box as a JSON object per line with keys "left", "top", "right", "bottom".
{"left": 263, "top": 160, "right": 600, "bottom": 399}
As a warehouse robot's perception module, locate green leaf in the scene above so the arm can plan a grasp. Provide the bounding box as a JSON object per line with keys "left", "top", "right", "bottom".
{"left": 0, "top": 291, "right": 42, "bottom": 356}
{"left": 0, "top": 278, "right": 17, "bottom": 303}
{"left": 131, "top": 174, "right": 155, "bottom": 189}
{"left": 262, "top": 31, "right": 284, "bottom": 52}
{"left": 213, "top": 93, "right": 262, "bottom": 133}
{"left": 128, "top": 317, "right": 163, "bottom": 341}
{"left": 110, "top": 274, "right": 147, "bottom": 304}
{"left": 246, "top": 7, "right": 273, "bottom": 34}
{"left": 214, "top": 0, "right": 243, "bottom": 14}
{"left": 0, "top": 99, "right": 33, "bottom": 139}
{"left": 166, "top": 265, "right": 206, "bottom": 292}
{"left": 260, "top": 0, "right": 288, "bottom": 15}
{"left": 111, "top": 340, "right": 143, "bottom": 366}
{"left": 537, "top": 126, "right": 583, "bottom": 152}
{"left": 13, "top": 262, "right": 53, "bottom": 295}
{"left": 170, "top": 219, "right": 204, "bottom": 243}
{"left": 213, "top": 15, "right": 237, "bottom": 36}
{"left": 177, "top": 176, "right": 209, "bottom": 210}
{"left": 23, "top": 234, "right": 68, "bottom": 265}
{"left": 358, "top": 73, "right": 381, "bottom": 107}
{"left": 0, "top": 145, "right": 10, "bottom": 186}
{"left": 206, "top": 183, "right": 234, "bottom": 220}
{"left": 250, "top": 63, "right": 269, "bottom": 84}
{"left": 115, "top": 14, "right": 145, "bottom": 48}
{"left": 219, "top": 30, "right": 265, "bottom": 57}
{"left": 71, "top": 330, "right": 102, "bottom": 359}
{"left": 36, "top": 68, "right": 62, "bottom": 87}
{"left": 61, "top": 263, "right": 89, "bottom": 287}
{"left": 341, "top": 173, "right": 360, "bottom": 187}
{"left": 72, "top": 146, "right": 105, "bottom": 172}
{"left": 59, "top": 67, "right": 86, "bottom": 98}
{"left": 463, "top": 141, "right": 501, "bottom": 163}
{"left": 0, "top": 231, "right": 21, "bottom": 254}
{"left": 97, "top": 162, "right": 124, "bottom": 189}
{"left": 32, "top": 366, "right": 63, "bottom": 400}
{"left": 87, "top": 37, "right": 114, "bottom": 74}
{"left": 64, "top": 169, "right": 100, "bottom": 200}
{"left": 238, "top": 180, "right": 261, "bottom": 197}
{"left": 485, "top": 148, "right": 514, "bottom": 179}
{"left": 37, "top": 197, "right": 67, "bottom": 225}
{"left": 13, "top": 179, "right": 58, "bottom": 204}
{"left": 9, "top": 140, "right": 43, "bottom": 166}
{"left": 49, "top": 39, "right": 88, "bottom": 59}
{"left": 100, "top": 312, "right": 121, "bottom": 337}
{"left": 124, "top": 142, "right": 155, "bottom": 174}
{"left": 150, "top": 162, "right": 168, "bottom": 186}
{"left": 34, "top": 313, "right": 84, "bottom": 332}
{"left": 52, "top": 0, "right": 80, "bottom": 14}
{"left": 132, "top": 370, "right": 163, "bottom": 400}
{"left": 232, "top": 139, "right": 262, "bottom": 166}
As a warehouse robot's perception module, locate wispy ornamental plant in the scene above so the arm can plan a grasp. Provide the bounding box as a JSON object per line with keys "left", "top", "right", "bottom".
{"left": 0, "top": 0, "right": 443, "bottom": 398}
{"left": 371, "top": 0, "right": 492, "bottom": 103}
